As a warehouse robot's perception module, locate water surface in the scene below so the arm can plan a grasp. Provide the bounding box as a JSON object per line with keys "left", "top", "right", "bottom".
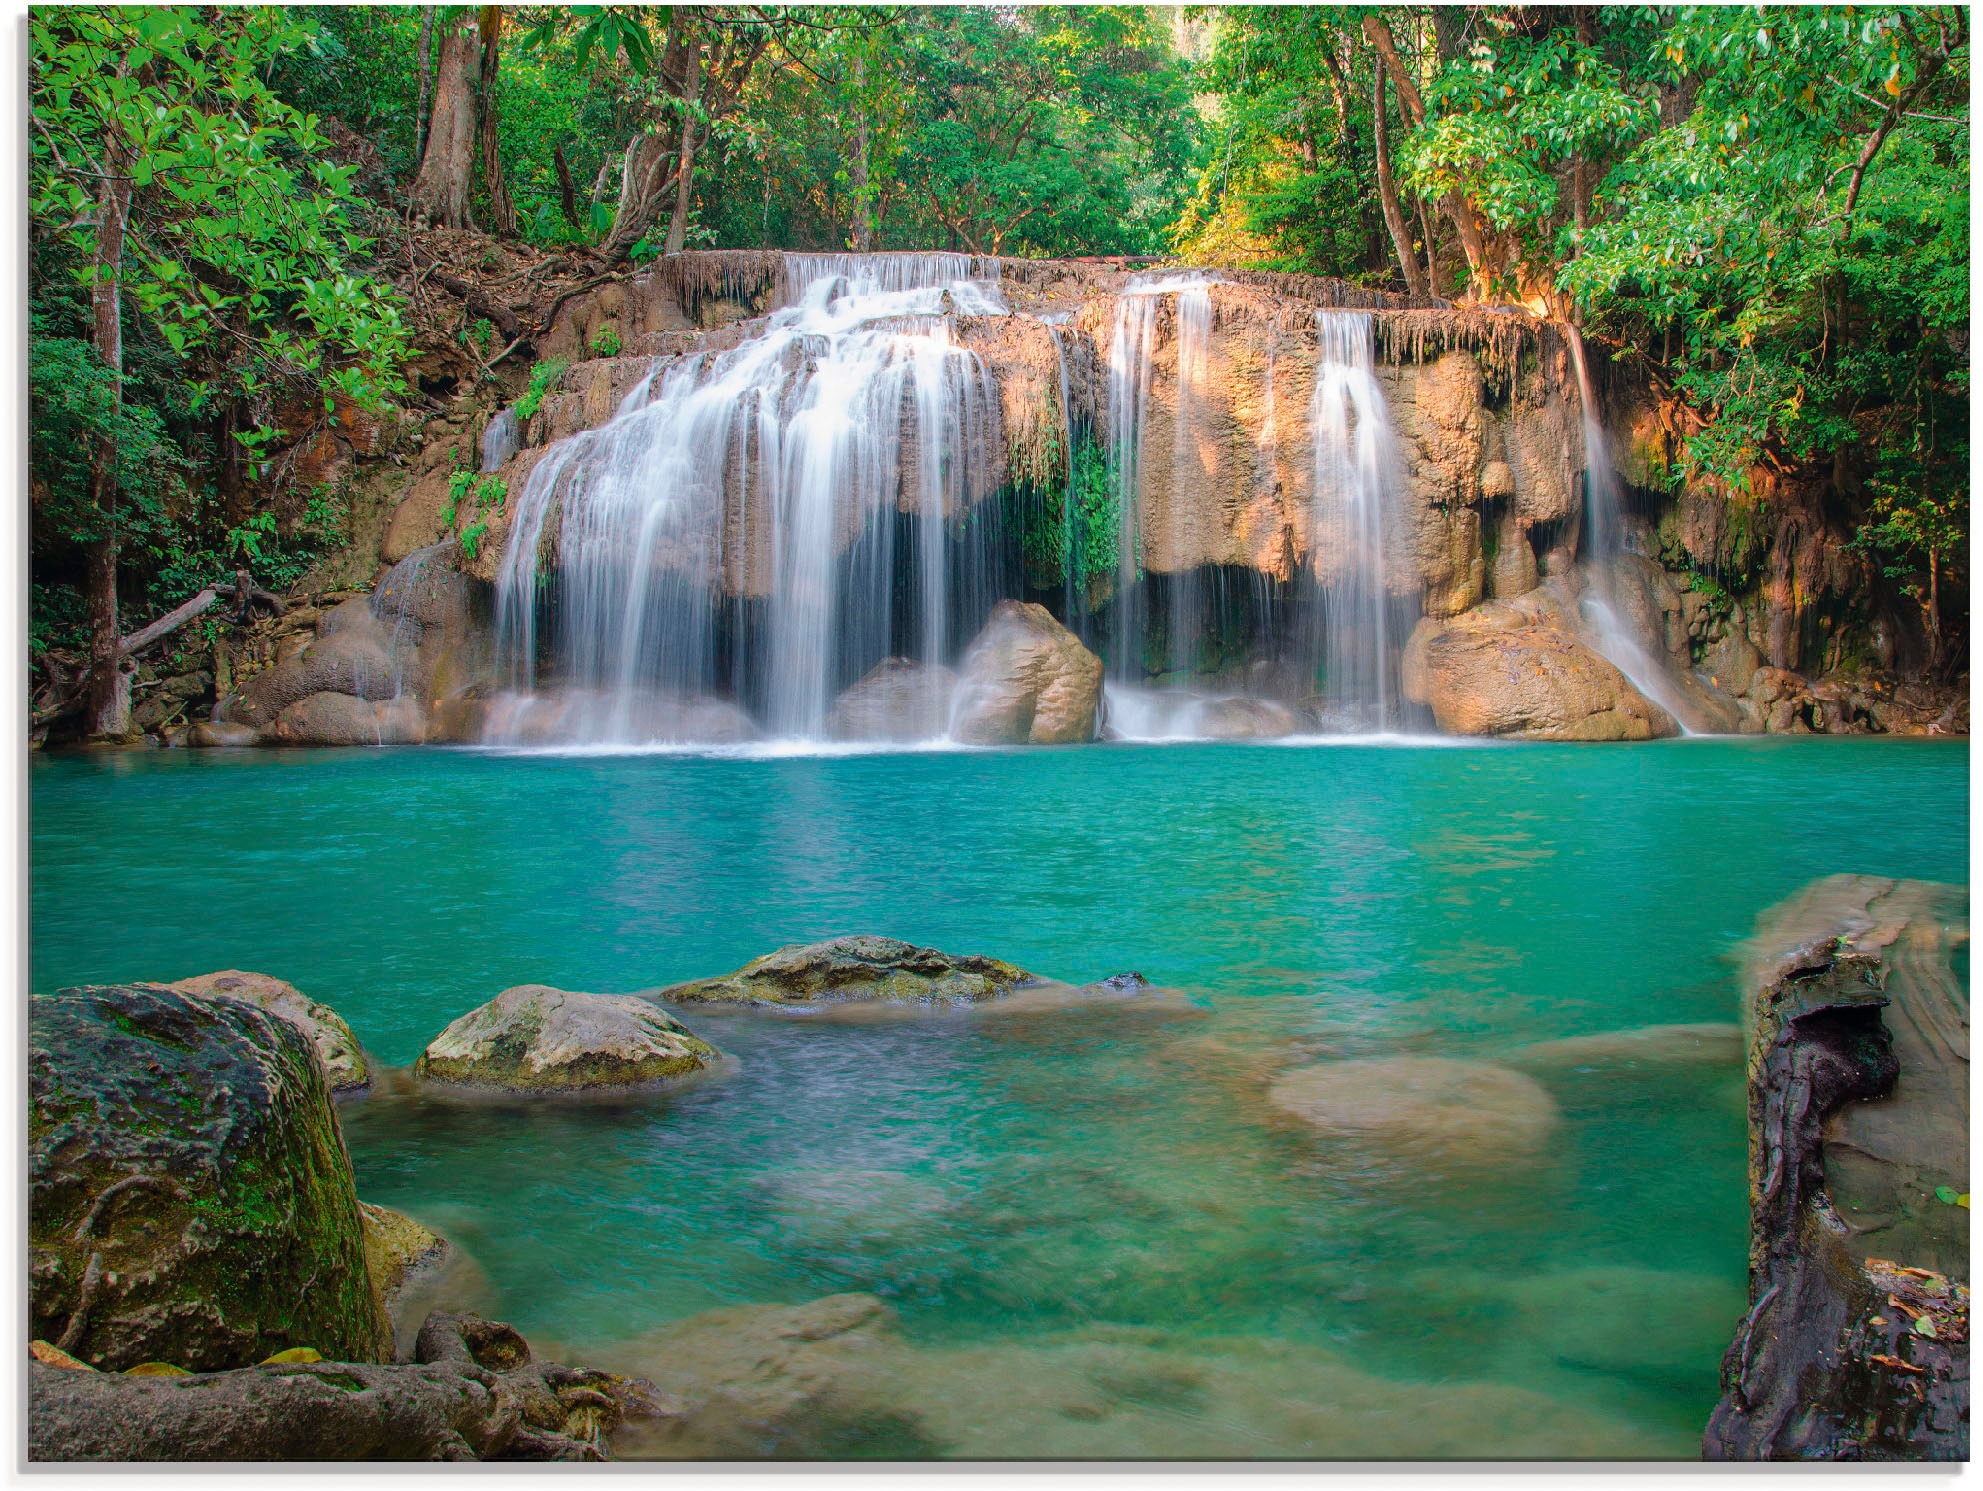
{"left": 29, "top": 737, "right": 1968, "bottom": 1457}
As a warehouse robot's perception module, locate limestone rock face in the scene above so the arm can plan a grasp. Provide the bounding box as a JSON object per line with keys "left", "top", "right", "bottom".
{"left": 1402, "top": 608, "right": 1680, "bottom": 741}
{"left": 358, "top": 1203, "right": 448, "bottom": 1313}
{"left": 414, "top": 985, "right": 722, "bottom": 1092}
{"left": 268, "top": 692, "right": 427, "bottom": 746}
{"left": 29, "top": 984, "right": 391, "bottom": 1371}
{"left": 656, "top": 935, "right": 1037, "bottom": 1011}
{"left": 826, "top": 660, "right": 958, "bottom": 743}
{"left": 227, "top": 625, "right": 400, "bottom": 729}
{"left": 1268, "top": 1056, "right": 1562, "bottom": 1159}
{"left": 167, "top": 971, "right": 370, "bottom": 1091}
{"left": 950, "top": 600, "right": 1103, "bottom": 745}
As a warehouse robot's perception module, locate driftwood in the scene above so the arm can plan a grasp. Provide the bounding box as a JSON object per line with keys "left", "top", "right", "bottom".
{"left": 29, "top": 1311, "right": 665, "bottom": 1463}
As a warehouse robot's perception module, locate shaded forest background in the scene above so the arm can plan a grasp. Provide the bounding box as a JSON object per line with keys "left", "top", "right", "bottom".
{"left": 29, "top": 4, "right": 1969, "bottom": 733}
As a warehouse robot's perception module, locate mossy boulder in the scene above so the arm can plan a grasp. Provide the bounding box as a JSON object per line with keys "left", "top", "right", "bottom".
{"left": 167, "top": 970, "right": 370, "bottom": 1091}
{"left": 29, "top": 984, "right": 392, "bottom": 1372}
{"left": 413, "top": 985, "right": 722, "bottom": 1091}
{"left": 655, "top": 936, "right": 1037, "bottom": 1011}
{"left": 359, "top": 1202, "right": 449, "bottom": 1328}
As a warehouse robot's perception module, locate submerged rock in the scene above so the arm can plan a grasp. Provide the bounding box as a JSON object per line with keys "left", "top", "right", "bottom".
{"left": 167, "top": 970, "right": 370, "bottom": 1091}
{"left": 950, "top": 600, "right": 1103, "bottom": 745}
{"left": 1706, "top": 876, "right": 1970, "bottom": 1461}
{"left": 655, "top": 935, "right": 1037, "bottom": 1011}
{"left": 1507, "top": 1022, "right": 1744, "bottom": 1073}
{"left": 1267, "top": 1056, "right": 1561, "bottom": 1158}
{"left": 30, "top": 1310, "right": 660, "bottom": 1462}
{"left": 984, "top": 971, "right": 1203, "bottom": 1019}
{"left": 414, "top": 985, "right": 723, "bottom": 1092}
{"left": 29, "top": 984, "right": 391, "bottom": 1372}
{"left": 1402, "top": 608, "right": 1679, "bottom": 740}
{"left": 826, "top": 659, "right": 957, "bottom": 742}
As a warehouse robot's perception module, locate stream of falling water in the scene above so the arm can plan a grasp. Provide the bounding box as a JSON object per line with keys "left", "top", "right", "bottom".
{"left": 491, "top": 255, "right": 1004, "bottom": 746}
{"left": 1565, "top": 327, "right": 1695, "bottom": 731}
{"left": 1310, "top": 310, "right": 1412, "bottom": 731}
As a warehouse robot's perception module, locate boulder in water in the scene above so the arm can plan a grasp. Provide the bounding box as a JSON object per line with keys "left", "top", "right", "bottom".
{"left": 1268, "top": 1056, "right": 1561, "bottom": 1158}
{"left": 223, "top": 624, "right": 400, "bottom": 730}
{"left": 268, "top": 692, "right": 427, "bottom": 746}
{"left": 950, "top": 601, "right": 1103, "bottom": 745}
{"left": 30, "top": 984, "right": 392, "bottom": 1371}
{"left": 414, "top": 985, "right": 723, "bottom": 1092}
{"left": 1192, "top": 697, "right": 1300, "bottom": 740}
{"left": 1507, "top": 1022, "right": 1744, "bottom": 1073}
{"left": 826, "top": 659, "right": 957, "bottom": 742}
{"left": 1402, "top": 609, "right": 1679, "bottom": 740}
{"left": 654, "top": 935, "right": 1037, "bottom": 1012}
{"left": 358, "top": 1203, "right": 449, "bottom": 1322}
{"left": 183, "top": 722, "right": 261, "bottom": 748}
{"left": 167, "top": 971, "right": 371, "bottom": 1092}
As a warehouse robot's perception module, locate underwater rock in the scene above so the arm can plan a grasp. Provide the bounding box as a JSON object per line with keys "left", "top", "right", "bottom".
{"left": 29, "top": 984, "right": 391, "bottom": 1372}
{"left": 1402, "top": 608, "right": 1679, "bottom": 740}
{"left": 267, "top": 691, "right": 427, "bottom": 746}
{"left": 1267, "top": 1056, "right": 1561, "bottom": 1159}
{"left": 167, "top": 970, "right": 371, "bottom": 1092}
{"left": 825, "top": 659, "right": 958, "bottom": 742}
{"left": 950, "top": 600, "right": 1104, "bottom": 745}
{"left": 983, "top": 971, "right": 1203, "bottom": 1019}
{"left": 1706, "top": 875, "right": 1970, "bottom": 1460}
{"left": 655, "top": 935, "right": 1037, "bottom": 1012}
{"left": 1502, "top": 1267, "right": 1748, "bottom": 1376}
{"left": 1507, "top": 1022, "right": 1744, "bottom": 1073}
{"left": 414, "top": 985, "right": 722, "bottom": 1092}
{"left": 30, "top": 1310, "right": 660, "bottom": 1462}
{"left": 1192, "top": 697, "right": 1300, "bottom": 740}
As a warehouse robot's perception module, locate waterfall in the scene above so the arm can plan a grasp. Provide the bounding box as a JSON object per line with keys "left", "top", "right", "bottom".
{"left": 1042, "top": 316, "right": 1080, "bottom": 627}
{"left": 1566, "top": 326, "right": 1694, "bottom": 730}
{"left": 1309, "top": 310, "right": 1410, "bottom": 730}
{"left": 492, "top": 254, "right": 1005, "bottom": 745}
{"left": 1105, "top": 273, "right": 1216, "bottom": 682}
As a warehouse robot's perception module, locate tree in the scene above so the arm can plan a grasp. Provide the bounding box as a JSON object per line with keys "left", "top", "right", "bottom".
{"left": 410, "top": 8, "right": 482, "bottom": 227}
{"left": 30, "top": 8, "right": 407, "bottom": 735}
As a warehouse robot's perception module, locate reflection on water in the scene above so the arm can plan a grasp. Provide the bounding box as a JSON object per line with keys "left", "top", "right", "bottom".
{"left": 29, "top": 737, "right": 1968, "bottom": 1458}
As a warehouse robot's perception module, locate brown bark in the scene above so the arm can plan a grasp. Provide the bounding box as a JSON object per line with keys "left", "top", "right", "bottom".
{"left": 409, "top": 13, "right": 480, "bottom": 229}
{"left": 477, "top": 7, "right": 514, "bottom": 237}
{"left": 82, "top": 126, "right": 135, "bottom": 738}
{"left": 553, "top": 144, "right": 580, "bottom": 227}
{"left": 1372, "top": 61, "right": 1429, "bottom": 299}
{"left": 598, "top": 132, "right": 682, "bottom": 263}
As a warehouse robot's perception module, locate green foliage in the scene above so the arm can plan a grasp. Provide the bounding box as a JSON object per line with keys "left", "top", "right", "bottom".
{"left": 1020, "top": 435, "right": 1119, "bottom": 591}
{"left": 514, "top": 359, "right": 567, "bottom": 423}
{"left": 589, "top": 324, "right": 624, "bottom": 358}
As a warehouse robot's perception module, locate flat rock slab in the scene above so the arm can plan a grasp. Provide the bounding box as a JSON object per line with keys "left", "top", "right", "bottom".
{"left": 415, "top": 986, "right": 722, "bottom": 1092}
{"left": 654, "top": 936, "right": 1037, "bottom": 1012}
{"left": 1267, "top": 1056, "right": 1561, "bottom": 1160}
{"left": 1706, "top": 874, "right": 1969, "bottom": 1461}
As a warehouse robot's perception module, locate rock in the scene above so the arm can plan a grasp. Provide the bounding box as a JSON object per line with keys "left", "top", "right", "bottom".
{"left": 1507, "top": 1022, "right": 1744, "bottom": 1073}
{"left": 825, "top": 659, "right": 957, "bottom": 742}
{"left": 1488, "top": 508, "right": 1538, "bottom": 599}
{"left": 30, "top": 1312, "right": 658, "bottom": 1462}
{"left": 359, "top": 1203, "right": 449, "bottom": 1326}
{"left": 1701, "top": 626, "right": 1764, "bottom": 698}
{"left": 226, "top": 627, "right": 400, "bottom": 729}
{"left": 268, "top": 692, "right": 427, "bottom": 746}
{"left": 1192, "top": 697, "right": 1299, "bottom": 740}
{"left": 950, "top": 600, "right": 1103, "bottom": 745}
{"left": 479, "top": 690, "right": 756, "bottom": 746}
{"left": 413, "top": 985, "right": 722, "bottom": 1092}
{"left": 29, "top": 984, "right": 391, "bottom": 1372}
{"left": 1706, "top": 876, "right": 1970, "bottom": 1461}
{"left": 1402, "top": 609, "right": 1680, "bottom": 740}
{"left": 166, "top": 971, "right": 370, "bottom": 1092}
{"left": 184, "top": 722, "right": 262, "bottom": 748}
{"left": 983, "top": 971, "right": 1204, "bottom": 1019}
{"left": 1503, "top": 1267, "right": 1748, "bottom": 1377}
{"left": 655, "top": 935, "right": 1037, "bottom": 1012}
{"left": 1267, "top": 1056, "right": 1561, "bottom": 1159}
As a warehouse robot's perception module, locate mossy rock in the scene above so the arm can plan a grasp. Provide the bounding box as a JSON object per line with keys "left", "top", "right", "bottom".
{"left": 358, "top": 1201, "right": 448, "bottom": 1330}
{"left": 655, "top": 935, "right": 1037, "bottom": 1012}
{"left": 413, "top": 985, "right": 723, "bottom": 1091}
{"left": 167, "top": 970, "right": 370, "bottom": 1091}
{"left": 29, "top": 984, "right": 392, "bottom": 1372}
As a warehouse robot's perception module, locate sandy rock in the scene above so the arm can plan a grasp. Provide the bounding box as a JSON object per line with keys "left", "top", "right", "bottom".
{"left": 1267, "top": 1056, "right": 1561, "bottom": 1159}
{"left": 1489, "top": 508, "right": 1538, "bottom": 599}
{"left": 826, "top": 660, "right": 958, "bottom": 742}
{"left": 950, "top": 601, "right": 1103, "bottom": 745}
{"left": 359, "top": 1203, "right": 448, "bottom": 1309}
{"left": 30, "top": 985, "right": 391, "bottom": 1371}
{"left": 184, "top": 722, "right": 261, "bottom": 748}
{"left": 1402, "top": 609, "right": 1679, "bottom": 740}
{"left": 1700, "top": 627, "right": 1764, "bottom": 698}
{"left": 414, "top": 986, "right": 722, "bottom": 1092}
{"left": 167, "top": 971, "right": 370, "bottom": 1091}
{"left": 656, "top": 935, "right": 1037, "bottom": 1012}
{"left": 268, "top": 692, "right": 427, "bottom": 746}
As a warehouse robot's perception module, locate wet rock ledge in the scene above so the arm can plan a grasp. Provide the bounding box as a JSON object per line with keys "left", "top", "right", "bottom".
{"left": 1706, "top": 875, "right": 1969, "bottom": 1460}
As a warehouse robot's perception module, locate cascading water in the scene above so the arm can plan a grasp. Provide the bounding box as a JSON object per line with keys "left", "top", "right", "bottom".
{"left": 1566, "top": 326, "right": 1695, "bottom": 730}
{"left": 492, "top": 254, "right": 1004, "bottom": 745}
{"left": 1309, "top": 310, "right": 1412, "bottom": 730}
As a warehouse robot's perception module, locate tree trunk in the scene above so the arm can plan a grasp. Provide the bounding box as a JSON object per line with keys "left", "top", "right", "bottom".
{"left": 414, "top": 9, "right": 434, "bottom": 161}
{"left": 477, "top": 7, "right": 514, "bottom": 236}
{"left": 82, "top": 127, "right": 135, "bottom": 738}
{"left": 664, "top": 120, "right": 702, "bottom": 255}
{"left": 850, "top": 54, "right": 872, "bottom": 250}
{"left": 409, "top": 13, "right": 480, "bottom": 229}
{"left": 1372, "top": 62, "right": 1428, "bottom": 299}
{"left": 553, "top": 143, "right": 580, "bottom": 227}
{"left": 599, "top": 132, "right": 680, "bottom": 263}
{"left": 1416, "top": 197, "right": 1440, "bottom": 297}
